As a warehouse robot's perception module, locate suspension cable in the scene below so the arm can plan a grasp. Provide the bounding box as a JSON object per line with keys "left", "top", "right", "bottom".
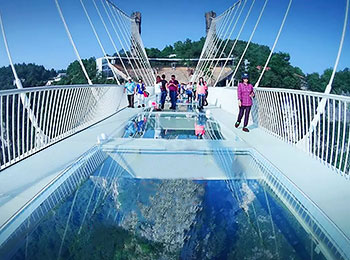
{"left": 224, "top": 0, "right": 268, "bottom": 87}
{"left": 254, "top": 0, "right": 293, "bottom": 88}
{"left": 54, "top": 0, "right": 93, "bottom": 85}
{"left": 92, "top": 0, "right": 130, "bottom": 79}
{"left": 79, "top": 0, "right": 121, "bottom": 84}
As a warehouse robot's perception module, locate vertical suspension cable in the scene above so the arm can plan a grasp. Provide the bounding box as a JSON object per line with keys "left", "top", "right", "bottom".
{"left": 203, "top": 0, "right": 250, "bottom": 82}
{"left": 254, "top": 0, "right": 293, "bottom": 88}
{"left": 192, "top": 8, "right": 232, "bottom": 82}
{"left": 109, "top": 4, "right": 151, "bottom": 84}
{"left": 195, "top": 7, "right": 238, "bottom": 82}
{"left": 79, "top": 0, "right": 121, "bottom": 85}
{"left": 223, "top": 0, "right": 268, "bottom": 88}
{"left": 0, "top": 11, "right": 47, "bottom": 146}
{"left": 103, "top": 0, "right": 141, "bottom": 80}
{"left": 54, "top": 0, "right": 93, "bottom": 85}
{"left": 92, "top": 0, "right": 130, "bottom": 79}
{"left": 297, "top": 0, "right": 349, "bottom": 155}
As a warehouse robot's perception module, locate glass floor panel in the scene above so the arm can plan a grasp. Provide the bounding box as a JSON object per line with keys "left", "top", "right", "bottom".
{"left": 123, "top": 111, "right": 224, "bottom": 140}
{"left": 9, "top": 156, "right": 327, "bottom": 260}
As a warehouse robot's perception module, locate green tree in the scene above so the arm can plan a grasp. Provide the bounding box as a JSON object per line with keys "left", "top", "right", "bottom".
{"left": 55, "top": 57, "right": 115, "bottom": 85}
{"left": 0, "top": 63, "right": 57, "bottom": 90}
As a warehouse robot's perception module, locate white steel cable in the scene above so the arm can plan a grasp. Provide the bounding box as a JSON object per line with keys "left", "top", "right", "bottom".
{"left": 92, "top": 0, "right": 130, "bottom": 80}
{"left": 79, "top": 0, "right": 121, "bottom": 85}
{"left": 193, "top": 1, "right": 243, "bottom": 82}
{"left": 103, "top": 0, "right": 141, "bottom": 80}
{"left": 203, "top": 0, "right": 251, "bottom": 82}
{"left": 223, "top": 0, "right": 268, "bottom": 88}
{"left": 112, "top": 7, "right": 152, "bottom": 84}
{"left": 299, "top": 0, "right": 349, "bottom": 146}
{"left": 124, "top": 14, "right": 155, "bottom": 85}
{"left": 195, "top": 8, "right": 237, "bottom": 82}
{"left": 195, "top": 8, "right": 235, "bottom": 80}
{"left": 54, "top": 0, "right": 93, "bottom": 85}
{"left": 0, "top": 11, "right": 47, "bottom": 146}
{"left": 133, "top": 28, "right": 156, "bottom": 83}
{"left": 192, "top": 13, "right": 230, "bottom": 81}
{"left": 109, "top": 4, "right": 151, "bottom": 84}
{"left": 191, "top": 24, "right": 216, "bottom": 82}
{"left": 254, "top": 0, "right": 293, "bottom": 88}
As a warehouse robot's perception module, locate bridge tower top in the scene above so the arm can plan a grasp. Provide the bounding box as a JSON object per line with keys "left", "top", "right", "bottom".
{"left": 132, "top": 11, "right": 141, "bottom": 35}
{"left": 205, "top": 11, "right": 216, "bottom": 35}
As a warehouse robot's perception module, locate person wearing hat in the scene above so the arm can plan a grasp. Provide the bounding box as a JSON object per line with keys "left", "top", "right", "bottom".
{"left": 235, "top": 73, "right": 254, "bottom": 132}
{"left": 124, "top": 77, "right": 136, "bottom": 108}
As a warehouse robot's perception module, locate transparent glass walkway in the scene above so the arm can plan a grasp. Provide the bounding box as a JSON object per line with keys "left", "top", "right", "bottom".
{"left": 0, "top": 104, "right": 349, "bottom": 260}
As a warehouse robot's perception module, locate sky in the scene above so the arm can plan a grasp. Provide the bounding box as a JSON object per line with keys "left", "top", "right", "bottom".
{"left": 0, "top": 0, "right": 349, "bottom": 75}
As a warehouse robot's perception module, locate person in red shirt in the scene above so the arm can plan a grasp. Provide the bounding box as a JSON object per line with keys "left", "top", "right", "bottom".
{"left": 167, "top": 75, "right": 179, "bottom": 110}
{"left": 235, "top": 73, "right": 254, "bottom": 132}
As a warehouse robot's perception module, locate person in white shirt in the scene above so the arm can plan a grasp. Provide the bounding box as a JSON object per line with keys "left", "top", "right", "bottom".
{"left": 154, "top": 75, "right": 162, "bottom": 110}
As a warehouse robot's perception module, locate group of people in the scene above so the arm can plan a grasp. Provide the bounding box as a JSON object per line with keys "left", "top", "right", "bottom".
{"left": 124, "top": 72, "right": 255, "bottom": 133}
{"left": 154, "top": 74, "right": 209, "bottom": 111}
{"left": 124, "top": 74, "right": 209, "bottom": 111}
{"left": 124, "top": 77, "right": 148, "bottom": 108}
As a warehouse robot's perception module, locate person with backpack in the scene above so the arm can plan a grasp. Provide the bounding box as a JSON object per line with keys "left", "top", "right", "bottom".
{"left": 136, "top": 78, "right": 146, "bottom": 108}
{"left": 235, "top": 73, "right": 255, "bottom": 132}
{"left": 160, "top": 74, "right": 168, "bottom": 110}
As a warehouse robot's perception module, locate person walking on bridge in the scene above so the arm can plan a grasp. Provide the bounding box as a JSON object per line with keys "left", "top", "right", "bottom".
{"left": 136, "top": 78, "right": 146, "bottom": 108}
{"left": 196, "top": 77, "right": 207, "bottom": 111}
{"left": 154, "top": 75, "right": 162, "bottom": 110}
{"left": 160, "top": 74, "right": 168, "bottom": 110}
{"left": 167, "top": 74, "right": 179, "bottom": 110}
{"left": 124, "top": 77, "right": 136, "bottom": 108}
{"left": 235, "top": 73, "right": 254, "bottom": 132}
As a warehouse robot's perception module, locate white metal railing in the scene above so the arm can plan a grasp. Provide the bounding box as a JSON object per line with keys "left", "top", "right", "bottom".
{"left": 0, "top": 84, "right": 126, "bottom": 170}
{"left": 253, "top": 87, "right": 350, "bottom": 176}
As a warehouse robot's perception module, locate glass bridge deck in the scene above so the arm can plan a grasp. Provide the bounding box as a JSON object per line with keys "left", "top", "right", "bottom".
{"left": 0, "top": 107, "right": 347, "bottom": 260}
{"left": 123, "top": 111, "right": 224, "bottom": 140}
{"left": 3, "top": 156, "right": 328, "bottom": 260}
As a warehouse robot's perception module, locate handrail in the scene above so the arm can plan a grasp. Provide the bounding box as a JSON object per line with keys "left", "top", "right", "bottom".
{"left": 252, "top": 87, "right": 350, "bottom": 175}
{"left": 0, "top": 84, "right": 126, "bottom": 170}
{"left": 227, "top": 86, "right": 350, "bottom": 102}
{"left": 0, "top": 84, "right": 122, "bottom": 96}
{"left": 211, "top": 86, "right": 350, "bottom": 176}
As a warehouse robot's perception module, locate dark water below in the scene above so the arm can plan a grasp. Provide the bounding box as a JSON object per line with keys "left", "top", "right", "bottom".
{"left": 11, "top": 163, "right": 326, "bottom": 260}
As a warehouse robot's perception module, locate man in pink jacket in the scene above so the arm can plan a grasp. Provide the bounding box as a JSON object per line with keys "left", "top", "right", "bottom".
{"left": 235, "top": 73, "right": 254, "bottom": 132}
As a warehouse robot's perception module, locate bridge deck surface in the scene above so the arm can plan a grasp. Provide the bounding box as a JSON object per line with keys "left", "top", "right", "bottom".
{"left": 0, "top": 104, "right": 349, "bottom": 246}
{"left": 210, "top": 106, "right": 350, "bottom": 242}
{"left": 0, "top": 107, "right": 139, "bottom": 229}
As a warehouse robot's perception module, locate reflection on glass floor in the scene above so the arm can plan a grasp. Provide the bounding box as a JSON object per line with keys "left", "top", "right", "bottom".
{"left": 123, "top": 109, "right": 224, "bottom": 140}
{"left": 8, "top": 156, "right": 327, "bottom": 260}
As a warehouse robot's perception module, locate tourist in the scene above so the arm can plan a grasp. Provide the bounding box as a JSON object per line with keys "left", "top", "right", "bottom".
{"left": 204, "top": 80, "right": 209, "bottom": 106}
{"left": 193, "top": 81, "right": 197, "bottom": 101}
{"left": 195, "top": 113, "right": 207, "bottom": 139}
{"left": 160, "top": 74, "right": 168, "bottom": 109}
{"left": 136, "top": 78, "right": 146, "bottom": 108}
{"left": 196, "top": 77, "right": 207, "bottom": 111}
{"left": 124, "top": 77, "right": 136, "bottom": 108}
{"left": 167, "top": 74, "right": 179, "bottom": 110}
{"left": 235, "top": 73, "right": 255, "bottom": 132}
{"left": 186, "top": 82, "right": 193, "bottom": 103}
{"left": 154, "top": 75, "right": 162, "bottom": 110}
